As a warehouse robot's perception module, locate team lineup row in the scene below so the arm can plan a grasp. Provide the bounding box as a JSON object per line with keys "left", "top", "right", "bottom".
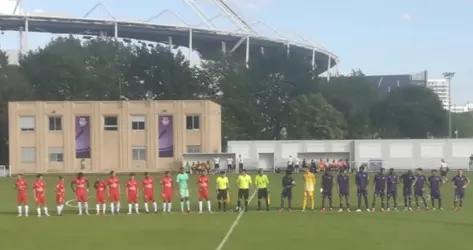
{"left": 12, "top": 167, "right": 470, "bottom": 217}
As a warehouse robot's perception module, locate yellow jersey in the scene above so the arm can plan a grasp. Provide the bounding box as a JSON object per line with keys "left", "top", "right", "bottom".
{"left": 255, "top": 174, "right": 269, "bottom": 189}
{"left": 237, "top": 174, "right": 252, "bottom": 189}
{"left": 216, "top": 176, "right": 229, "bottom": 190}
{"left": 303, "top": 172, "right": 316, "bottom": 192}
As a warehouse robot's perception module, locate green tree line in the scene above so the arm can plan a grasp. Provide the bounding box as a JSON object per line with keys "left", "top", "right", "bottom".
{"left": 0, "top": 37, "right": 458, "bottom": 163}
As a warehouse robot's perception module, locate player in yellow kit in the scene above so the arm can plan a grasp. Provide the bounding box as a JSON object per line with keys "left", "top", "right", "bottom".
{"left": 302, "top": 168, "right": 316, "bottom": 211}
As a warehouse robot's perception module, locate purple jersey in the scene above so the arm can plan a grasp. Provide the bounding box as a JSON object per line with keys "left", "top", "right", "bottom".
{"left": 401, "top": 174, "right": 415, "bottom": 189}
{"left": 428, "top": 175, "right": 442, "bottom": 193}
{"left": 374, "top": 174, "right": 386, "bottom": 192}
{"left": 322, "top": 174, "right": 334, "bottom": 193}
{"left": 414, "top": 175, "right": 426, "bottom": 191}
{"left": 386, "top": 175, "right": 398, "bottom": 193}
{"left": 337, "top": 174, "right": 349, "bottom": 194}
{"left": 452, "top": 175, "right": 468, "bottom": 191}
{"left": 355, "top": 172, "right": 369, "bottom": 189}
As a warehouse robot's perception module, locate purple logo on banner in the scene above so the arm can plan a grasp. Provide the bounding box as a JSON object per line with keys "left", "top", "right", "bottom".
{"left": 75, "top": 116, "right": 91, "bottom": 158}
{"left": 158, "top": 115, "right": 173, "bottom": 157}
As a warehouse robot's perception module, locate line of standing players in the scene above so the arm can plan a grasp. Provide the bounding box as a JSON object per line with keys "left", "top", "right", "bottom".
{"left": 13, "top": 168, "right": 213, "bottom": 217}
{"left": 314, "top": 166, "right": 470, "bottom": 212}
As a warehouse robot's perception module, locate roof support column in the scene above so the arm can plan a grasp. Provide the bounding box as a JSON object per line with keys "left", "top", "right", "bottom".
{"left": 327, "top": 55, "right": 332, "bottom": 82}
{"left": 311, "top": 49, "right": 316, "bottom": 70}
{"left": 245, "top": 36, "right": 250, "bottom": 68}
{"left": 114, "top": 22, "right": 118, "bottom": 39}
{"left": 168, "top": 36, "right": 173, "bottom": 50}
{"left": 221, "top": 41, "right": 227, "bottom": 55}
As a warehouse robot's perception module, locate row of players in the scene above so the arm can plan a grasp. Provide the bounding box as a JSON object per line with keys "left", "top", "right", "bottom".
{"left": 13, "top": 167, "right": 470, "bottom": 217}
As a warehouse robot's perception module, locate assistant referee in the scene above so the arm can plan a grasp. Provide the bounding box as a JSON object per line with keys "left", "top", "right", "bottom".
{"left": 236, "top": 169, "right": 252, "bottom": 212}
{"left": 216, "top": 171, "right": 229, "bottom": 212}
{"left": 255, "top": 169, "right": 270, "bottom": 211}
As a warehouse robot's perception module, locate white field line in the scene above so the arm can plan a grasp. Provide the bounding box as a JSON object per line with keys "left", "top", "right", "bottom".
{"left": 215, "top": 190, "right": 257, "bottom": 250}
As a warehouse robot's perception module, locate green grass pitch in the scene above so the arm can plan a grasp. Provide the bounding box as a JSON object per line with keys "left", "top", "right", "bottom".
{"left": 0, "top": 172, "right": 472, "bottom": 250}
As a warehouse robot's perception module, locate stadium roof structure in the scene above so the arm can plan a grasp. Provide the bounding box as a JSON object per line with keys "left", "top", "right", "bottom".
{"left": 0, "top": 0, "right": 338, "bottom": 76}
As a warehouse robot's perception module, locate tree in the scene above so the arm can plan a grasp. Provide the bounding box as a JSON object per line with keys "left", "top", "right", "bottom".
{"left": 287, "top": 93, "right": 347, "bottom": 139}
{"left": 320, "top": 76, "right": 381, "bottom": 138}
{"left": 0, "top": 51, "right": 33, "bottom": 164}
{"left": 370, "top": 85, "right": 447, "bottom": 138}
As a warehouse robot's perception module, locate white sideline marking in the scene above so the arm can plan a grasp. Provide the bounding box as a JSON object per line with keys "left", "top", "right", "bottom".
{"left": 215, "top": 190, "right": 257, "bottom": 250}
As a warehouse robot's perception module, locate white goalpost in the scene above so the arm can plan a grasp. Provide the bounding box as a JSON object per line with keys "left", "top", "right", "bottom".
{"left": 0, "top": 165, "right": 9, "bottom": 177}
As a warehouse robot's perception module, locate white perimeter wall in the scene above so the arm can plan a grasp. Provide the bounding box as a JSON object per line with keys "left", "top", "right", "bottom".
{"left": 228, "top": 139, "right": 473, "bottom": 170}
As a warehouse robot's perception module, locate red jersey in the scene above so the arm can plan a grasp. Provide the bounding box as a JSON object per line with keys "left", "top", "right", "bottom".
{"left": 161, "top": 176, "right": 173, "bottom": 192}
{"left": 107, "top": 176, "right": 120, "bottom": 193}
{"left": 127, "top": 179, "right": 138, "bottom": 194}
{"left": 143, "top": 177, "right": 154, "bottom": 192}
{"left": 33, "top": 180, "right": 46, "bottom": 194}
{"left": 73, "top": 178, "right": 88, "bottom": 192}
{"left": 95, "top": 180, "right": 106, "bottom": 203}
{"left": 56, "top": 181, "right": 65, "bottom": 195}
{"left": 198, "top": 175, "right": 209, "bottom": 190}
{"left": 15, "top": 179, "right": 28, "bottom": 193}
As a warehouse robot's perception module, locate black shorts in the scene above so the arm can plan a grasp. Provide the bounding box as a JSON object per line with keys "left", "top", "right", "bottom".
{"left": 323, "top": 192, "right": 332, "bottom": 198}
{"left": 217, "top": 189, "right": 228, "bottom": 200}
{"left": 282, "top": 189, "right": 292, "bottom": 199}
{"left": 403, "top": 188, "right": 412, "bottom": 196}
{"left": 238, "top": 189, "right": 249, "bottom": 200}
{"left": 215, "top": 164, "right": 220, "bottom": 169}
{"left": 357, "top": 189, "right": 368, "bottom": 196}
{"left": 258, "top": 188, "right": 268, "bottom": 199}
{"left": 374, "top": 191, "right": 385, "bottom": 197}
{"left": 440, "top": 171, "right": 447, "bottom": 177}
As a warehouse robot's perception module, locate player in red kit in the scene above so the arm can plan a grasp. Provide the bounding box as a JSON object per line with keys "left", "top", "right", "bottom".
{"left": 126, "top": 173, "right": 140, "bottom": 215}
{"left": 142, "top": 172, "right": 158, "bottom": 213}
{"left": 15, "top": 174, "right": 29, "bottom": 217}
{"left": 33, "top": 174, "right": 50, "bottom": 217}
{"left": 94, "top": 177, "right": 107, "bottom": 215}
{"left": 161, "top": 171, "right": 173, "bottom": 213}
{"left": 55, "top": 176, "right": 65, "bottom": 216}
{"left": 198, "top": 170, "right": 212, "bottom": 213}
{"left": 107, "top": 171, "right": 121, "bottom": 214}
{"left": 71, "top": 172, "right": 90, "bottom": 215}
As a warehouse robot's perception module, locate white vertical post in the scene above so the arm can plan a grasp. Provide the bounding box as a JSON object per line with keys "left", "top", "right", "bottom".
{"left": 245, "top": 36, "right": 250, "bottom": 68}
{"left": 168, "top": 36, "right": 173, "bottom": 50}
{"left": 286, "top": 43, "right": 290, "bottom": 56}
{"left": 114, "top": 22, "right": 118, "bottom": 39}
{"left": 188, "top": 29, "right": 193, "bottom": 65}
{"left": 327, "top": 55, "right": 332, "bottom": 82}
{"left": 311, "top": 49, "right": 316, "bottom": 70}
{"left": 221, "top": 41, "right": 227, "bottom": 55}
{"left": 260, "top": 46, "right": 265, "bottom": 55}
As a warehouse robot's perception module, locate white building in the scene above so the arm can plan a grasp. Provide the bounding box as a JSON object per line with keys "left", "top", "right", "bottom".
{"left": 427, "top": 79, "right": 449, "bottom": 110}
{"left": 452, "top": 102, "right": 473, "bottom": 113}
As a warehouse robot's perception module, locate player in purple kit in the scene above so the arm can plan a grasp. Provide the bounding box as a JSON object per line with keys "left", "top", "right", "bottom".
{"left": 355, "top": 166, "right": 370, "bottom": 212}
{"left": 451, "top": 169, "right": 470, "bottom": 211}
{"left": 386, "top": 168, "right": 399, "bottom": 211}
{"left": 320, "top": 169, "right": 334, "bottom": 212}
{"left": 428, "top": 170, "right": 443, "bottom": 210}
{"left": 413, "top": 168, "right": 428, "bottom": 210}
{"left": 371, "top": 168, "right": 386, "bottom": 212}
{"left": 337, "top": 169, "right": 350, "bottom": 212}
{"left": 400, "top": 170, "right": 416, "bottom": 211}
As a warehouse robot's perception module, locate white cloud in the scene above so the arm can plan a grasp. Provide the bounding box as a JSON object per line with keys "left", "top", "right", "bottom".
{"left": 400, "top": 13, "right": 414, "bottom": 21}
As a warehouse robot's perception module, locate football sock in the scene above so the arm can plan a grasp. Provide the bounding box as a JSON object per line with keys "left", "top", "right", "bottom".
{"left": 302, "top": 196, "right": 307, "bottom": 210}
{"left": 117, "top": 202, "right": 121, "bottom": 213}
{"left": 180, "top": 202, "right": 184, "bottom": 212}
{"left": 153, "top": 202, "right": 158, "bottom": 212}
{"left": 162, "top": 203, "right": 166, "bottom": 212}
{"left": 144, "top": 203, "right": 149, "bottom": 213}
{"left": 310, "top": 197, "right": 315, "bottom": 210}
{"left": 84, "top": 203, "right": 89, "bottom": 214}
{"left": 110, "top": 203, "right": 115, "bottom": 214}
{"left": 199, "top": 201, "right": 203, "bottom": 212}
{"left": 102, "top": 204, "right": 106, "bottom": 213}
{"left": 186, "top": 201, "right": 190, "bottom": 211}
{"left": 258, "top": 200, "right": 261, "bottom": 210}
{"left": 167, "top": 203, "right": 172, "bottom": 212}
{"left": 96, "top": 204, "right": 100, "bottom": 214}
{"left": 37, "top": 207, "right": 41, "bottom": 216}
{"left": 134, "top": 203, "right": 139, "bottom": 214}
{"left": 44, "top": 207, "right": 49, "bottom": 216}
{"left": 25, "top": 205, "right": 29, "bottom": 216}
{"left": 78, "top": 202, "right": 83, "bottom": 215}
{"left": 18, "top": 206, "right": 22, "bottom": 216}
{"left": 218, "top": 201, "right": 222, "bottom": 210}
{"left": 128, "top": 204, "right": 132, "bottom": 214}
{"left": 207, "top": 201, "right": 212, "bottom": 212}
{"left": 438, "top": 199, "right": 442, "bottom": 209}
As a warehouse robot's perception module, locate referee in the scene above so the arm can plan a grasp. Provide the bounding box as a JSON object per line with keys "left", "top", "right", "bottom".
{"left": 255, "top": 169, "right": 270, "bottom": 211}
{"left": 216, "top": 171, "right": 229, "bottom": 212}
{"left": 236, "top": 169, "right": 252, "bottom": 212}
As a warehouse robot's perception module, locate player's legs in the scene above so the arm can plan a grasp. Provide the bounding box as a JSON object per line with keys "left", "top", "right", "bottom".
{"left": 243, "top": 189, "right": 249, "bottom": 211}
{"left": 309, "top": 191, "right": 315, "bottom": 210}
{"left": 302, "top": 191, "right": 308, "bottom": 211}
{"left": 371, "top": 193, "right": 377, "bottom": 209}
{"left": 237, "top": 189, "right": 243, "bottom": 210}
{"left": 356, "top": 190, "right": 362, "bottom": 211}
{"left": 380, "top": 193, "right": 385, "bottom": 210}
{"left": 344, "top": 194, "right": 350, "bottom": 211}
{"left": 257, "top": 189, "right": 263, "bottom": 210}
{"left": 363, "top": 191, "right": 369, "bottom": 211}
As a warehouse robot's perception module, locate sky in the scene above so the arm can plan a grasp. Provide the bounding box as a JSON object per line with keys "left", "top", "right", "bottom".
{"left": 0, "top": 0, "right": 472, "bottom": 104}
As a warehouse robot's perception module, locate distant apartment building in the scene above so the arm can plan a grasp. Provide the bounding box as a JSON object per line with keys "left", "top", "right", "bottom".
{"left": 452, "top": 102, "right": 473, "bottom": 113}
{"left": 426, "top": 79, "right": 449, "bottom": 110}
{"left": 360, "top": 71, "right": 428, "bottom": 94}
